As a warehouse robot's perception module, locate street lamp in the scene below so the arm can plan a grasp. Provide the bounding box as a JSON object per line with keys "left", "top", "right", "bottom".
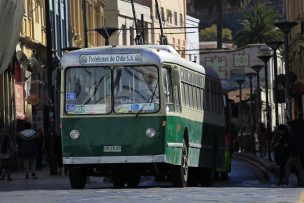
{"left": 235, "top": 77, "right": 246, "bottom": 153}
{"left": 258, "top": 55, "right": 272, "bottom": 161}
{"left": 251, "top": 65, "right": 264, "bottom": 123}
{"left": 266, "top": 40, "right": 283, "bottom": 127}
{"left": 245, "top": 72, "right": 257, "bottom": 154}
{"left": 274, "top": 21, "right": 298, "bottom": 123}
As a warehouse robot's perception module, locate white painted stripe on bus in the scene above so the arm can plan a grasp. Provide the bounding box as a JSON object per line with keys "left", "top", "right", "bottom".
{"left": 189, "top": 143, "right": 202, "bottom": 149}
{"left": 167, "top": 143, "right": 183, "bottom": 148}
{"left": 167, "top": 143, "right": 213, "bottom": 150}
{"left": 63, "top": 155, "right": 166, "bottom": 164}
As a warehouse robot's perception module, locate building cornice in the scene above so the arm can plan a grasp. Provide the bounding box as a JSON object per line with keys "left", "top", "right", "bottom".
{"left": 87, "top": 0, "right": 107, "bottom": 7}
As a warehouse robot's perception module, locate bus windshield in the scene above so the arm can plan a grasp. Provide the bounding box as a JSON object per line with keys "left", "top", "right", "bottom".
{"left": 113, "top": 66, "right": 160, "bottom": 113}
{"left": 65, "top": 67, "right": 111, "bottom": 114}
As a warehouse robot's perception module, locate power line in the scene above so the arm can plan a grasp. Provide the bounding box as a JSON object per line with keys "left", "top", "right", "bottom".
{"left": 167, "top": 31, "right": 196, "bottom": 34}
{"left": 88, "top": 26, "right": 199, "bottom": 32}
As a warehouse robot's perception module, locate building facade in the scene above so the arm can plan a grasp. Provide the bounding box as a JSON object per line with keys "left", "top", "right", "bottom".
{"left": 104, "top": 0, "right": 152, "bottom": 46}
{"left": 200, "top": 44, "right": 286, "bottom": 129}
{"left": 135, "top": 0, "right": 187, "bottom": 57}
{"left": 186, "top": 15, "right": 200, "bottom": 64}
{"left": 286, "top": 0, "right": 304, "bottom": 118}
{"left": 68, "top": 0, "right": 107, "bottom": 48}
{"left": 16, "top": 0, "right": 48, "bottom": 132}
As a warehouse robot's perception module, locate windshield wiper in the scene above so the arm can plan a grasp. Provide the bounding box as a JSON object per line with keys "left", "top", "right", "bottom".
{"left": 136, "top": 83, "right": 158, "bottom": 117}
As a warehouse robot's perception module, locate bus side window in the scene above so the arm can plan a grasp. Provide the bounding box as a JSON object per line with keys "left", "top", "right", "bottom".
{"left": 172, "top": 67, "right": 181, "bottom": 113}
{"left": 205, "top": 78, "right": 210, "bottom": 111}
{"left": 162, "top": 67, "right": 174, "bottom": 112}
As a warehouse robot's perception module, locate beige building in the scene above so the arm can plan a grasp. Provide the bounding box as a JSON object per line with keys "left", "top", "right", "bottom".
{"left": 69, "top": 0, "right": 107, "bottom": 48}
{"left": 201, "top": 44, "right": 286, "bottom": 129}
{"left": 12, "top": 0, "right": 50, "bottom": 132}
{"left": 12, "top": 0, "right": 107, "bottom": 131}
{"left": 286, "top": 1, "right": 304, "bottom": 118}
{"left": 104, "top": 0, "right": 152, "bottom": 45}
{"left": 135, "top": 0, "right": 187, "bottom": 57}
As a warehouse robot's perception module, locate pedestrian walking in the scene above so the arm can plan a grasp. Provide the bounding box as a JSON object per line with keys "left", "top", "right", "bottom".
{"left": 272, "top": 124, "right": 289, "bottom": 186}
{"left": 17, "top": 124, "right": 40, "bottom": 180}
{"left": 283, "top": 116, "right": 304, "bottom": 186}
{"left": 257, "top": 123, "right": 267, "bottom": 157}
{"left": 0, "top": 128, "right": 16, "bottom": 181}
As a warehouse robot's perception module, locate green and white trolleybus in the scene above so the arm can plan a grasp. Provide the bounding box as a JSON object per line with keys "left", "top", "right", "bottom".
{"left": 60, "top": 45, "right": 226, "bottom": 189}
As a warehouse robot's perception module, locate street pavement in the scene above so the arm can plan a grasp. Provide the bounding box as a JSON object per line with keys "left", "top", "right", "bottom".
{"left": 0, "top": 153, "right": 297, "bottom": 191}
{"left": 0, "top": 155, "right": 303, "bottom": 203}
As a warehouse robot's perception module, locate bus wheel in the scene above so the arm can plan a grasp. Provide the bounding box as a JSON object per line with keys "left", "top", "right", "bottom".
{"left": 221, "top": 172, "right": 229, "bottom": 181}
{"left": 187, "top": 167, "right": 199, "bottom": 187}
{"left": 69, "top": 168, "right": 87, "bottom": 189}
{"left": 126, "top": 176, "right": 140, "bottom": 187}
{"left": 199, "top": 167, "right": 214, "bottom": 187}
{"left": 155, "top": 175, "right": 167, "bottom": 182}
{"left": 112, "top": 176, "right": 126, "bottom": 188}
{"left": 171, "top": 140, "right": 188, "bottom": 187}
{"left": 214, "top": 171, "right": 220, "bottom": 180}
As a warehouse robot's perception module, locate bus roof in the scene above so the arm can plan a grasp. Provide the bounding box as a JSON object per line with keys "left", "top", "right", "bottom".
{"left": 60, "top": 45, "right": 219, "bottom": 80}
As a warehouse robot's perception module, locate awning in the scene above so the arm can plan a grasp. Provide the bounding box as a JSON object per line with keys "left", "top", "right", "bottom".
{"left": 0, "top": 0, "right": 24, "bottom": 75}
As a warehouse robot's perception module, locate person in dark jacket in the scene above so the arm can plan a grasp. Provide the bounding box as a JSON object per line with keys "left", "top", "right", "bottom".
{"left": 257, "top": 123, "right": 267, "bottom": 157}
{"left": 0, "top": 128, "right": 14, "bottom": 181}
{"left": 272, "top": 124, "right": 289, "bottom": 185}
{"left": 17, "top": 128, "right": 39, "bottom": 179}
{"left": 283, "top": 117, "right": 304, "bottom": 185}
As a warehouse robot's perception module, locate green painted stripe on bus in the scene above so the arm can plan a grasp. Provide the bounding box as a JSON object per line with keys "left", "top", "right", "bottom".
{"left": 163, "top": 115, "right": 225, "bottom": 167}
{"left": 61, "top": 115, "right": 225, "bottom": 167}
{"left": 61, "top": 116, "right": 166, "bottom": 157}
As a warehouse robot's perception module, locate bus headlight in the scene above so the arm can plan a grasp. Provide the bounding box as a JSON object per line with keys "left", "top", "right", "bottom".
{"left": 145, "top": 128, "right": 156, "bottom": 138}
{"left": 70, "top": 130, "right": 80, "bottom": 139}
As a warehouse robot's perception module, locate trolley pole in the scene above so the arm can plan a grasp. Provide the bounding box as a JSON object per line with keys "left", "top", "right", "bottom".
{"left": 130, "top": 0, "right": 143, "bottom": 45}
{"left": 82, "top": 0, "right": 88, "bottom": 48}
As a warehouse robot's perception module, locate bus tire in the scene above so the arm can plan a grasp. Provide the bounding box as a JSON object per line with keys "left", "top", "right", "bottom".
{"left": 69, "top": 168, "right": 87, "bottom": 189}
{"left": 171, "top": 139, "right": 188, "bottom": 187}
{"left": 126, "top": 176, "right": 140, "bottom": 187}
{"left": 187, "top": 167, "right": 199, "bottom": 187}
{"left": 221, "top": 172, "right": 229, "bottom": 181}
{"left": 112, "top": 176, "right": 126, "bottom": 188}
{"left": 214, "top": 171, "right": 220, "bottom": 180}
{"left": 199, "top": 167, "right": 215, "bottom": 187}
{"left": 155, "top": 175, "right": 167, "bottom": 182}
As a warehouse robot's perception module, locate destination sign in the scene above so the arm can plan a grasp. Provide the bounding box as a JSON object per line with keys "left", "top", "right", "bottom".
{"left": 79, "top": 53, "right": 142, "bottom": 65}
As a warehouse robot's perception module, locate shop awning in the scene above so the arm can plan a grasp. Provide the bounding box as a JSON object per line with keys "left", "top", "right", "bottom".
{"left": 0, "top": 0, "right": 24, "bottom": 75}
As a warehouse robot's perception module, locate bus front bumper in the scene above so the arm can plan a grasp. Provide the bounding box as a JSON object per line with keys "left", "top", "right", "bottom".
{"left": 63, "top": 155, "right": 166, "bottom": 165}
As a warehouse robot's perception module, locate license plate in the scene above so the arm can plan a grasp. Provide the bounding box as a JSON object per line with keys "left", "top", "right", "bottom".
{"left": 103, "top": 146, "right": 121, "bottom": 152}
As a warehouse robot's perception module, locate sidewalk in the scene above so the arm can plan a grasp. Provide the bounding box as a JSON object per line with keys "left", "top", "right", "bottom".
{"left": 234, "top": 152, "right": 299, "bottom": 187}
{"left": 0, "top": 167, "right": 70, "bottom": 191}
{"left": 0, "top": 167, "right": 117, "bottom": 191}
